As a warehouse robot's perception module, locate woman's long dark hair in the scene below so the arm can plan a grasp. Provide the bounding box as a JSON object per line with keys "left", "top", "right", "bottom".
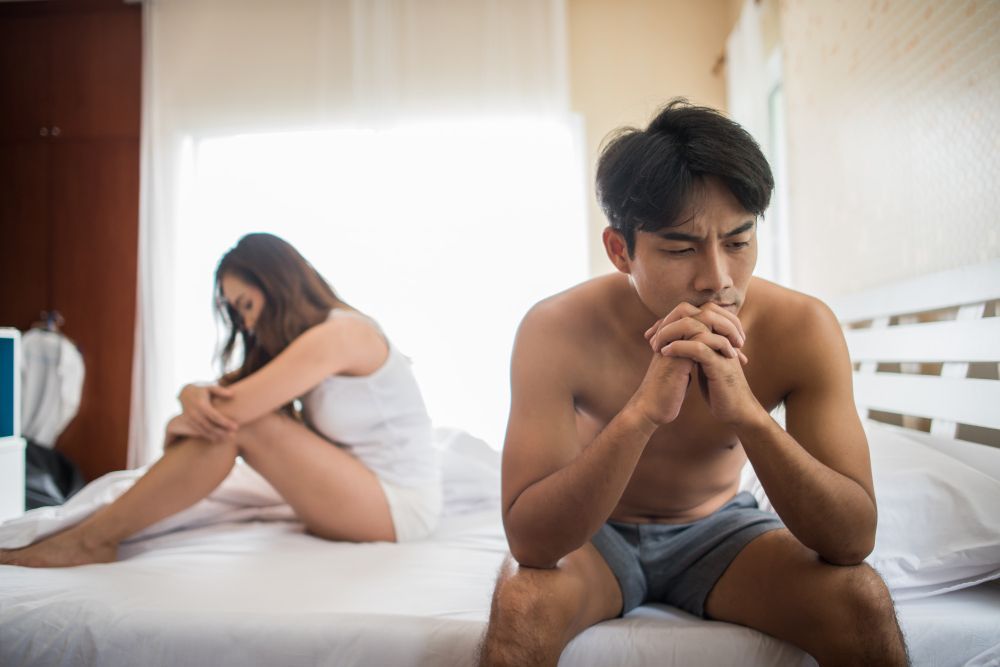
{"left": 215, "top": 233, "right": 341, "bottom": 386}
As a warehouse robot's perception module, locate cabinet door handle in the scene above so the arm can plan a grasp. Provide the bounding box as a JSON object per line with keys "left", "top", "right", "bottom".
{"left": 51, "top": 126, "right": 61, "bottom": 137}
{"left": 39, "top": 127, "right": 49, "bottom": 137}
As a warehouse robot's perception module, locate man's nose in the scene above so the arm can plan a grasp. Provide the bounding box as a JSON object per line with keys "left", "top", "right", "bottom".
{"left": 693, "top": 247, "right": 732, "bottom": 294}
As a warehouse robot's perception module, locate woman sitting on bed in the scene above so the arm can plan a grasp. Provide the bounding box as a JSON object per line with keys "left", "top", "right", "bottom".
{"left": 2, "top": 232, "right": 442, "bottom": 567}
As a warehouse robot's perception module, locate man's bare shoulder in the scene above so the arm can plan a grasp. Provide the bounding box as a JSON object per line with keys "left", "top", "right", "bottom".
{"left": 517, "top": 273, "right": 624, "bottom": 344}
{"left": 748, "top": 277, "right": 840, "bottom": 338}
{"left": 510, "top": 274, "right": 628, "bottom": 396}
{"left": 747, "top": 277, "right": 847, "bottom": 387}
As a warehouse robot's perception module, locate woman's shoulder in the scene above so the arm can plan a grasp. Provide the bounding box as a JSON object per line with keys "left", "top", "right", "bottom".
{"left": 302, "top": 309, "right": 389, "bottom": 376}
{"left": 302, "top": 309, "right": 379, "bottom": 345}
{"left": 326, "top": 306, "right": 377, "bottom": 325}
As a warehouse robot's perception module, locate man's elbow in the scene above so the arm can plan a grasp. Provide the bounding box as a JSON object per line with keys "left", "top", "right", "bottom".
{"left": 503, "top": 519, "right": 565, "bottom": 570}
{"left": 821, "top": 533, "right": 875, "bottom": 566}
{"left": 823, "top": 502, "right": 878, "bottom": 565}
{"left": 502, "top": 497, "right": 584, "bottom": 569}
{"left": 508, "top": 546, "right": 559, "bottom": 570}
{"left": 504, "top": 530, "right": 564, "bottom": 570}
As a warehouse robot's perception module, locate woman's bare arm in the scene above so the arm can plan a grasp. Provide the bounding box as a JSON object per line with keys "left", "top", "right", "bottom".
{"left": 208, "top": 316, "right": 388, "bottom": 425}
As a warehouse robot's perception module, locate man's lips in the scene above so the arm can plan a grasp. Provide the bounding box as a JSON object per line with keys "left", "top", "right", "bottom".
{"left": 701, "top": 301, "right": 738, "bottom": 311}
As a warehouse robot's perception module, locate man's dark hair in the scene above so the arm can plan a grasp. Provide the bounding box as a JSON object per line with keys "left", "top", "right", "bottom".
{"left": 595, "top": 98, "right": 774, "bottom": 256}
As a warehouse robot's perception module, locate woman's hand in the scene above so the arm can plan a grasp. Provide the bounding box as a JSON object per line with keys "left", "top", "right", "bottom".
{"left": 178, "top": 383, "right": 239, "bottom": 441}
{"left": 164, "top": 413, "right": 199, "bottom": 447}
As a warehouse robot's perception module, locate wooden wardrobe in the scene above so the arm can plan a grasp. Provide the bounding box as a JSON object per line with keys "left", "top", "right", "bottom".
{"left": 0, "top": 0, "right": 141, "bottom": 480}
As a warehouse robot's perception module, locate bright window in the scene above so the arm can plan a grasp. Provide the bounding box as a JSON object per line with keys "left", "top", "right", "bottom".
{"left": 168, "top": 118, "right": 588, "bottom": 448}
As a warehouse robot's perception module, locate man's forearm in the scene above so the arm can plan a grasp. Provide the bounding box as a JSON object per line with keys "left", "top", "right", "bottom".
{"left": 736, "top": 414, "right": 877, "bottom": 564}
{"left": 505, "top": 404, "right": 658, "bottom": 568}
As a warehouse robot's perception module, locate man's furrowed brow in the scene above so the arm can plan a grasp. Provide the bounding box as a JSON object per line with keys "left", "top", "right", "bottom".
{"left": 722, "top": 220, "right": 756, "bottom": 238}
{"left": 655, "top": 219, "right": 755, "bottom": 242}
{"left": 656, "top": 230, "right": 702, "bottom": 242}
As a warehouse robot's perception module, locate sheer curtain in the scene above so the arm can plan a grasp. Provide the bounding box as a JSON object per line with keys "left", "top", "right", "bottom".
{"left": 725, "top": 0, "right": 790, "bottom": 286}
{"left": 129, "top": 0, "right": 585, "bottom": 467}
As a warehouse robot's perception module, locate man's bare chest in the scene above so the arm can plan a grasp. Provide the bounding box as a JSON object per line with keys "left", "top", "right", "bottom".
{"left": 573, "top": 344, "right": 786, "bottom": 452}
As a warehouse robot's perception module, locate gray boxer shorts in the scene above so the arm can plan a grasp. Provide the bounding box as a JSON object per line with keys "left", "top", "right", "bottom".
{"left": 591, "top": 491, "right": 784, "bottom": 618}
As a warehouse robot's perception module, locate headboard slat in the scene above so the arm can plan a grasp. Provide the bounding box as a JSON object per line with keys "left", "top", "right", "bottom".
{"left": 853, "top": 373, "right": 1000, "bottom": 430}
{"left": 830, "top": 260, "right": 1000, "bottom": 323}
{"left": 929, "top": 303, "right": 988, "bottom": 438}
{"left": 845, "top": 317, "right": 1000, "bottom": 363}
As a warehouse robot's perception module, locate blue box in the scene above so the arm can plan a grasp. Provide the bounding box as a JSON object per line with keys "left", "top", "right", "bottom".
{"left": 0, "top": 328, "right": 20, "bottom": 440}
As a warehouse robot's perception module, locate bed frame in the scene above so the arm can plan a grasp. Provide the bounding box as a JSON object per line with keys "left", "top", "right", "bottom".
{"left": 830, "top": 259, "right": 1000, "bottom": 444}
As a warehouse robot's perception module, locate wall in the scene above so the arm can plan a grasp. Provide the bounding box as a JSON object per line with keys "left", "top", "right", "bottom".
{"left": 567, "top": 0, "right": 742, "bottom": 274}
{"left": 0, "top": 0, "right": 141, "bottom": 481}
{"left": 780, "top": 0, "right": 1000, "bottom": 299}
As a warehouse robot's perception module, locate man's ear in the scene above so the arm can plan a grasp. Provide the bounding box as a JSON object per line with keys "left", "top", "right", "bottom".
{"left": 602, "top": 227, "right": 631, "bottom": 274}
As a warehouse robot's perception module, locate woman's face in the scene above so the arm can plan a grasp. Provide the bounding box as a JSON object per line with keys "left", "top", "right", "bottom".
{"left": 220, "top": 273, "right": 266, "bottom": 334}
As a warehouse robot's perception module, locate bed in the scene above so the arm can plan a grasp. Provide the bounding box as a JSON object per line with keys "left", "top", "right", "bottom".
{"left": 2, "top": 261, "right": 999, "bottom": 667}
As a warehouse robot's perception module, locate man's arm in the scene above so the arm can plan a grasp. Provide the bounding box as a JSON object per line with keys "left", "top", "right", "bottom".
{"left": 662, "top": 297, "right": 875, "bottom": 564}
{"left": 502, "top": 303, "right": 697, "bottom": 569}
{"left": 739, "top": 300, "right": 875, "bottom": 564}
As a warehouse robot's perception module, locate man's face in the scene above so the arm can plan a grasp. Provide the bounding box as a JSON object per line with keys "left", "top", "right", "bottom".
{"left": 613, "top": 177, "right": 758, "bottom": 319}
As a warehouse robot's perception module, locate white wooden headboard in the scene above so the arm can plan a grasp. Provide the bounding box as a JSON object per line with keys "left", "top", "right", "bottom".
{"left": 829, "top": 260, "right": 1000, "bottom": 443}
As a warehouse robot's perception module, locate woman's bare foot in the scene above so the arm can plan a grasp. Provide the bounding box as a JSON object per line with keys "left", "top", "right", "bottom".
{"left": 0, "top": 526, "right": 118, "bottom": 568}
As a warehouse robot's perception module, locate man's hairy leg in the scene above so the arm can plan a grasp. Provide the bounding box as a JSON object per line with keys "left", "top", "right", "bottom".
{"left": 705, "top": 528, "right": 909, "bottom": 667}
{"left": 478, "top": 544, "right": 623, "bottom": 667}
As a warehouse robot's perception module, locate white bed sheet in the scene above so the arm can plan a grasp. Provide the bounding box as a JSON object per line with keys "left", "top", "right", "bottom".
{"left": 3, "top": 427, "right": 999, "bottom": 666}
{"left": 0, "top": 511, "right": 812, "bottom": 667}
{"left": 3, "top": 508, "right": 998, "bottom": 667}
{"left": 896, "top": 579, "right": 1000, "bottom": 667}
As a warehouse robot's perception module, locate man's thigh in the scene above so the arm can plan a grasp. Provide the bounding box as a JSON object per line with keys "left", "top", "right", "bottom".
{"left": 703, "top": 528, "right": 895, "bottom": 655}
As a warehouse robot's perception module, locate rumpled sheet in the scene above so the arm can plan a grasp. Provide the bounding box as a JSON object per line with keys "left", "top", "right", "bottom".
{"left": 0, "top": 461, "right": 294, "bottom": 550}
{"left": 0, "top": 427, "right": 500, "bottom": 550}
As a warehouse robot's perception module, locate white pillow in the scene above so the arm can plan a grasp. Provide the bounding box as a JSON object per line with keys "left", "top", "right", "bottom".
{"left": 435, "top": 427, "right": 501, "bottom": 517}
{"left": 740, "top": 421, "right": 1000, "bottom": 600}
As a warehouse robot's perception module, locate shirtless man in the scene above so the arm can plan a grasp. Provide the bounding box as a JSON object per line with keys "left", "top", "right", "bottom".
{"left": 478, "top": 101, "right": 908, "bottom": 667}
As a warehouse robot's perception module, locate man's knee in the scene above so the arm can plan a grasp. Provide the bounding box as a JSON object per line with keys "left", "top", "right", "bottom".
{"left": 824, "top": 563, "right": 908, "bottom": 664}
{"left": 845, "top": 564, "right": 895, "bottom": 619}
{"left": 480, "top": 557, "right": 577, "bottom": 667}
{"left": 835, "top": 564, "right": 896, "bottom": 629}
{"left": 490, "top": 557, "right": 567, "bottom": 628}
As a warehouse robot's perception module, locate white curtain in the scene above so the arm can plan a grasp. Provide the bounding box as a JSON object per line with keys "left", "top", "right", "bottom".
{"left": 725, "top": 0, "right": 790, "bottom": 286}
{"left": 129, "top": 0, "right": 585, "bottom": 467}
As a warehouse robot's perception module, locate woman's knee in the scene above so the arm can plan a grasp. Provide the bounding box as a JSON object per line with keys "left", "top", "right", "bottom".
{"left": 169, "top": 431, "right": 239, "bottom": 458}
{"left": 236, "top": 411, "right": 292, "bottom": 453}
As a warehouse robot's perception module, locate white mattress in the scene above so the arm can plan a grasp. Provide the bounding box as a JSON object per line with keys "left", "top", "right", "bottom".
{"left": 896, "top": 579, "right": 1000, "bottom": 667}
{"left": 2, "top": 508, "right": 997, "bottom": 667}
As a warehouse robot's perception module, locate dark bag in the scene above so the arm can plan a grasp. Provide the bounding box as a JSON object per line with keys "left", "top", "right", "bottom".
{"left": 25, "top": 439, "right": 86, "bottom": 510}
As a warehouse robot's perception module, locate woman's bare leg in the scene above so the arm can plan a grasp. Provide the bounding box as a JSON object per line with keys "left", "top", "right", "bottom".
{"left": 235, "top": 412, "right": 395, "bottom": 542}
{"left": 0, "top": 411, "right": 396, "bottom": 567}
{"left": 0, "top": 436, "right": 238, "bottom": 567}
